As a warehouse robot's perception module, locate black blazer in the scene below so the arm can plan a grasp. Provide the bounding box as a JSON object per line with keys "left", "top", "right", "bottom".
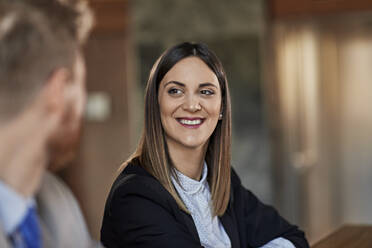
{"left": 101, "top": 158, "right": 309, "bottom": 248}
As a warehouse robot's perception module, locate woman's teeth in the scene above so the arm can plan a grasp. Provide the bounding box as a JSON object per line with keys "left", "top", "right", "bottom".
{"left": 179, "top": 119, "right": 202, "bottom": 125}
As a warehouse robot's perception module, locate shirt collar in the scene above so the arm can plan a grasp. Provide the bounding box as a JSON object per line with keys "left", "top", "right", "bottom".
{"left": 0, "top": 180, "right": 35, "bottom": 234}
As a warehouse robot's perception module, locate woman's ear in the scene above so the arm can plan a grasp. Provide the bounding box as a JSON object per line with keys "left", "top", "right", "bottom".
{"left": 219, "top": 103, "right": 224, "bottom": 120}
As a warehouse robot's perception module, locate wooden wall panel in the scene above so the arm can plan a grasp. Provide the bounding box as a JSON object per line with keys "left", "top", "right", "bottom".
{"left": 90, "top": 0, "right": 129, "bottom": 33}
{"left": 60, "top": 0, "right": 131, "bottom": 241}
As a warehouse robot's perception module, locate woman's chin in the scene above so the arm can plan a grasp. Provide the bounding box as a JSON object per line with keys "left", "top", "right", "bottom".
{"left": 177, "top": 139, "right": 209, "bottom": 150}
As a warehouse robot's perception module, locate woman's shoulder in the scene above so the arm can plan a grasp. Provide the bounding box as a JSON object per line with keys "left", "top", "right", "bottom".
{"left": 229, "top": 166, "right": 260, "bottom": 204}
{"left": 230, "top": 166, "right": 241, "bottom": 186}
{"left": 105, "top": 158, "right": 175, "bottom": 211}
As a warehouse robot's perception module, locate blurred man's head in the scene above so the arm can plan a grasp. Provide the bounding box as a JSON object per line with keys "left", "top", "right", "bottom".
{"left": 0, "top": 1, "right": 93, "bottom": 171}
{"left": 16, "top": 0, "right": 94, "bottom": 44}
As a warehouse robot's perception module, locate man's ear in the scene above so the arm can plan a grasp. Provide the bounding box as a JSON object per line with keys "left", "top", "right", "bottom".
{"left": 43, "top": 68, "right": 70, "bottom": 116}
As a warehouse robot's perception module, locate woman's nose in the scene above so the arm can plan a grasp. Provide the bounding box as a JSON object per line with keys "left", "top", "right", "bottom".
{"left": 182, "top": 94, "right": 201, "bottom": 112}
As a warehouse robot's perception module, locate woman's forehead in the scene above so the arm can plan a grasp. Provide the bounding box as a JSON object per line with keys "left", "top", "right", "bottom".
{"left": 160, "top": 57, "right": 219, "bottom": 88}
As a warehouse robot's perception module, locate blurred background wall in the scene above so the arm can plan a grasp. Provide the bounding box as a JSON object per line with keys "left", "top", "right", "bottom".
{"left": 267, "top": 0, "right": 372, "bottom": 243}
{"left": 57, "top": 0, "right": 372, "bottom": 245}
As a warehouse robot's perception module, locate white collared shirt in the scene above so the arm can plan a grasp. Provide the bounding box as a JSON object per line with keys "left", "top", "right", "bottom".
{"left": 171, "top": 162, "right": 231, "bottom": 248}
{"left": 171, "top": 163, "right": 296, "bottom": 248}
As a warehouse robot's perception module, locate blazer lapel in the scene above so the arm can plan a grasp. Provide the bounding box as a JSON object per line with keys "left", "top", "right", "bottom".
{"left": 220, "top": 208, "right": 240, "bottom": 248}
{"left": 180, "top": 207, "right": 241, "bottom": 248}
{"left": 220, "top": 187, "right": 241, "bottom": 248}
{"left": 180, "top": 211, "right": 201, "bottom": 244}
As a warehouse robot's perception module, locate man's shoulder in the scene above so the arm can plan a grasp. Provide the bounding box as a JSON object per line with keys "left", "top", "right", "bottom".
{"left": 37, "top": 172, "right": 79, "bottom": 209}
{"left": 40, "top": 172, "right": 70, "bottom": 194}
{"left": 36, "top": 171, "right": 92, "bottom": 247}
{"left": 0, "top": 225, "right": 10, "bottom": 248}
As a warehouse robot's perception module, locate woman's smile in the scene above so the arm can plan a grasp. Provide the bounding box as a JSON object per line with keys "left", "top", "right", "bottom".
{"left": 176, "top": 117, "right": 205, "bottom": 129}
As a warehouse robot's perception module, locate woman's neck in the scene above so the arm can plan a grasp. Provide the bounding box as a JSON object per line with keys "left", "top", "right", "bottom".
{"left": 167, "top": 140, "right": 208, "bottom": 181}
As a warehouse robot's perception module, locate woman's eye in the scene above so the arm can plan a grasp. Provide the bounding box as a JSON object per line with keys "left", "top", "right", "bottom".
{"left": 168, "top": 88, "right": 182, "bottom": 95}
{"left": 201, "top": 89, "right": 214, "bottom": 95}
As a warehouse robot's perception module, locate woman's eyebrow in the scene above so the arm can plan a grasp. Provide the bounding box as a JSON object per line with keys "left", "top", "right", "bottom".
{"left": 199, "top": 82, "right": 218, "bottom": 89}
{"left": 164, "top": 81, "right": 185, "bottom": 88}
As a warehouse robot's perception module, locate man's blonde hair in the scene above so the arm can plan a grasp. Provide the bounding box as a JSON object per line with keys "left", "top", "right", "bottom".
{"left": 0, "top": 1, "right": 93, "bottom": 119}
{"left": 18, "top": 0, "right": 94, "bottom": 44}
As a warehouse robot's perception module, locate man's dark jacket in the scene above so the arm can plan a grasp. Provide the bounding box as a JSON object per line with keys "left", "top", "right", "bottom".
{"left": 101, "top": 158, "right": 309, "bottom": 248}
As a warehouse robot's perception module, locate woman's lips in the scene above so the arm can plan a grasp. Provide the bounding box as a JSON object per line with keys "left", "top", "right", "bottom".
{"left": 176, "top": 118, "right": 205, "bottom": 129}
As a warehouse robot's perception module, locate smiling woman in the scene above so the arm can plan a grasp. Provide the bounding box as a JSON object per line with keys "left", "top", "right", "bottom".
{"left": 100, "top": 42, "right": 309, "bottom": 248}
{"left": 158, "top": 57, "right": 223, "bottom": 179}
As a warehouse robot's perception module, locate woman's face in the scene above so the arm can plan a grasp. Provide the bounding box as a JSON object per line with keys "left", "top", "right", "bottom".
{"left": 158, "top": 56, "right": 222, "bottom": 150}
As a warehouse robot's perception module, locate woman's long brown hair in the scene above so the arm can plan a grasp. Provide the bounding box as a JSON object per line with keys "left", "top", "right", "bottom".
{"left": 121, "top": 42, "right": 232, "bottom": 217}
